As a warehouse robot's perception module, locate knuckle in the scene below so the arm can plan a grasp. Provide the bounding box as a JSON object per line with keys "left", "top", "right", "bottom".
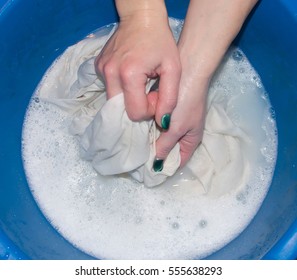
{"left": 94, "top": 55, "right": 104, "bottom": 75}
{"left": 120, "top": 63, "right": 138, "bottom": 84}
{"left": 102, "top": 61, "right": 118, "bottom": 79}
{"left": 164, "top": 59, "right": 182, "bottom": 76}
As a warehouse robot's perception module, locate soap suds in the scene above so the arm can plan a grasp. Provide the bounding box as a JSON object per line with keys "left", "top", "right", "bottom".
{"left": 22, "top": 20, "right": 277, "bottom": 259}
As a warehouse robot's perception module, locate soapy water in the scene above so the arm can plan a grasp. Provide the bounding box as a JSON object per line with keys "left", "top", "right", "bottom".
{"left": 22, "top": 22, "right": 277, "bottom": 259}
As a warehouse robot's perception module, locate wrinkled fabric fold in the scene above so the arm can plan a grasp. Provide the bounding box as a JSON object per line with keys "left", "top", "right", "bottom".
{"left": 39, "top": 20, "right": 251, "bottom": 195}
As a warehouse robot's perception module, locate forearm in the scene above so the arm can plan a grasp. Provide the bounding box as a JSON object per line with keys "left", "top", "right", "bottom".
{"left": 179, "top": 0, "right": 259, "bottom": 79}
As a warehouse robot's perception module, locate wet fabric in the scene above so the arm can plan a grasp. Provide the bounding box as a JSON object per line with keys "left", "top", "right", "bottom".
{"left": 39, "top": 22, "right": 250, "bottom": 194}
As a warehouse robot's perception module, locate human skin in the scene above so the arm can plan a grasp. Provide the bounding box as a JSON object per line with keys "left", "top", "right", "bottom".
{"left": 155, "top": 0, "right": 259, "bottom": 168}
{"left": 95, "top": 0, "right": 259, "bottom": 170}
{"left": 95, "top": 0, "right": 181, "bottom": 124}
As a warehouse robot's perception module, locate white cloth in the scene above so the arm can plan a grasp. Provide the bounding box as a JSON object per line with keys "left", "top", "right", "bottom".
{"left": 39, "top": 21, "right": 251, "bottom": 195}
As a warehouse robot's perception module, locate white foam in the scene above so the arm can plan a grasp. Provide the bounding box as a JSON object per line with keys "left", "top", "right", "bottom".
{"left": 22, "top": 23, "right": 277, "bottom": 259}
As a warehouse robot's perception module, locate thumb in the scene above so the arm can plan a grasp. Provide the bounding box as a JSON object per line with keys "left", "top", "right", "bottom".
{"left": 152, "top": 129, "right": 180, "bottom": 172}
{"left": 122, "top": 71, "right": 156, "bottom": 121}
{"left": 155, "top": 66, "right": 180, "bottom": 130}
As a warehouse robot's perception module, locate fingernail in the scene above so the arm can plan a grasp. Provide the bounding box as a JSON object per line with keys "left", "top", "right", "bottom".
{"left": 153, "top": 158, "right": 164, "bottom": 172}
{"left": 161, "top": 113, "right": 171, "bottom": 130}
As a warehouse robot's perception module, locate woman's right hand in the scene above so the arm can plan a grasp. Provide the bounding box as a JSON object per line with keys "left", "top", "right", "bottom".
{"left": 154, "top": 0, "right": 259, "bottom": 170}
{"left": 154, "top": 66, "right": 209, "bottom": 169}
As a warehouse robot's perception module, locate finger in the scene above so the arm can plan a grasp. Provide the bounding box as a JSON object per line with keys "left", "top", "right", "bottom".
{"left": 153, "top": 126, "right": 202, "bottom": 172}
{"left": 94, "top": 56, "right": 123, "bottom": 99}
{"left": 120, "top": 66, "right": 155, "bottom": 121}
{"left": 155, "top": 63, "right": 181, "bottom": 129}
{"left": 153, "top": 126, "right": 182, "bottom": 172}
{"left": 146, "top": 91, "right": 158, "bottom": 113}
{"left": 179, "top": 134, "right": 201, "bottom": 168}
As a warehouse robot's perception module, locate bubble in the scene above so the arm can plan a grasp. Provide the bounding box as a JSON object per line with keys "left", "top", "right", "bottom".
{"left": 232, "top": 50, "right": 244, "bottom": 61}
{"left": 251, "top": 75, "right": 263, "bottom": 88}
{"left": 269, "top": 107, "right": 276, "bottom": 119}
{"left": 172, "top": 222, "right": 180, "bottom": 229}
{"left": 22, "top": 25, "right": 277, "bottom": 260}
{"left": 239, "top": 67, "right": 245, "bottom": 73}
{"left": 236, "top": 192, "right": 247, "bottom": 205}
{"left": 199, "top": 220, "right": 207, "bottom": 229}
{"left": 135, "top": 216, "right": 142, "bottom": 224}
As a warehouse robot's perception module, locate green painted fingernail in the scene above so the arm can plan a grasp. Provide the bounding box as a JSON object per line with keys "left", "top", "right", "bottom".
{"left": 153, "top": 158, "right": 164, "bottom": 172}
{"left": 161, "top": 113, "right": 171, "bottom": 130}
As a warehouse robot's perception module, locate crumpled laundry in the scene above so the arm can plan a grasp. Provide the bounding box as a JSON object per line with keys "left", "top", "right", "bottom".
{"left": 39, "top": 21, "right": 252, "bottom": 196}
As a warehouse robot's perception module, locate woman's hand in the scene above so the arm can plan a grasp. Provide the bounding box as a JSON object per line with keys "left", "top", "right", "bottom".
{"left": 95, "top": 0, "right": 181, "bottom": 124}
{"left": 154, "top": 65, "right": 209, "bottom": 168}
{"left": 154, "top": 0, "right": 259, "bottom": 170}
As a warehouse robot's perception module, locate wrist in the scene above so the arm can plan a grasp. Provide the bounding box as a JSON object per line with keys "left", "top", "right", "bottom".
{"left": 179, "top": 45, "right": 218, "bottom": 81}
{"left": 115, "top": 0, "right": 168, "bottom": 24}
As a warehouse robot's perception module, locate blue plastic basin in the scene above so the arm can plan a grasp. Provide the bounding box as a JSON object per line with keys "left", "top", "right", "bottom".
{"left": 0, "top": 0, "right": 297, "bottom": 260}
